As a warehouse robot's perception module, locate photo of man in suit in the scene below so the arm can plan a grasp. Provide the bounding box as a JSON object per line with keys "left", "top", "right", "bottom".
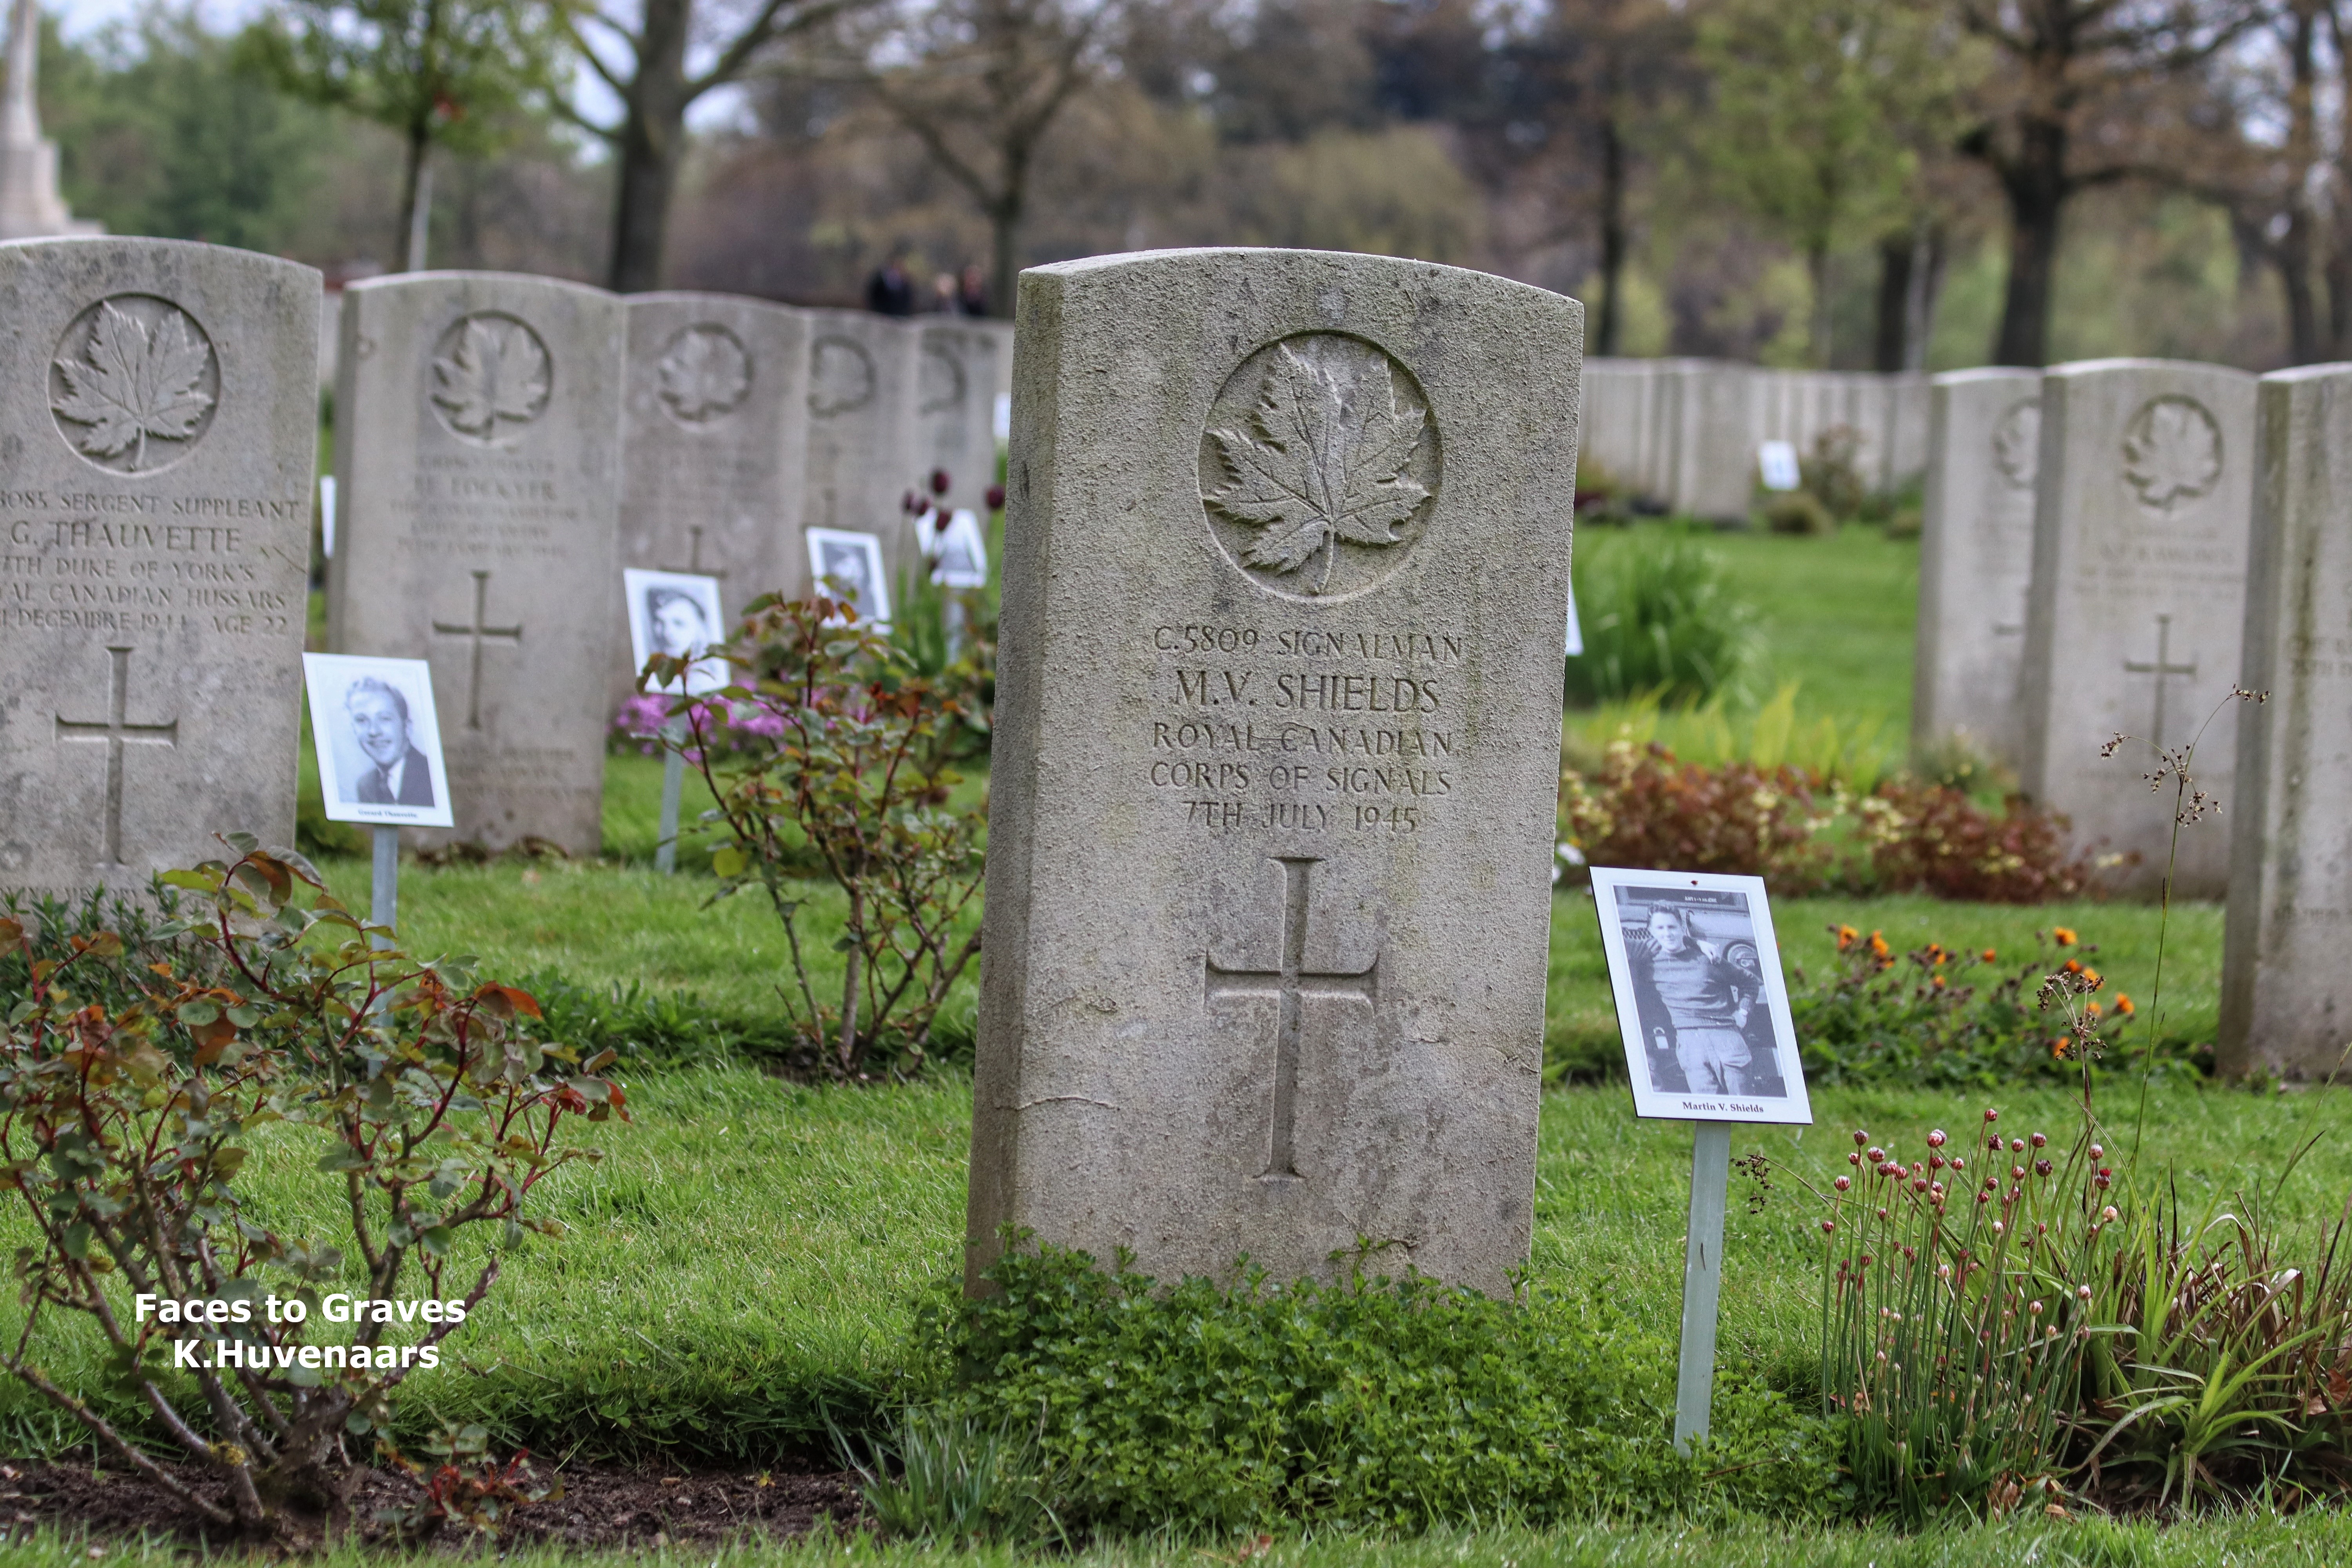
{"left": 345, "top": 676, "right": 435, "bottom": 807}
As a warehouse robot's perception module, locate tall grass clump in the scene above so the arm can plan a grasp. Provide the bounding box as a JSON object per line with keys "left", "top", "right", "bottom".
{"left": 1566, "top": 526, "right": 1758, "bottom": 707}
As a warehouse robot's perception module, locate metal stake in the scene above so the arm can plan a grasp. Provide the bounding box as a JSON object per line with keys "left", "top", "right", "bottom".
{"left": 1674, "top": 1120, "right": 1733, "bottom": 1455}
{"left": 369, "top": 825, "right": 398, "bottom": 951}
{"left": 655, "top": 714, "right": 687, "bottom": 874}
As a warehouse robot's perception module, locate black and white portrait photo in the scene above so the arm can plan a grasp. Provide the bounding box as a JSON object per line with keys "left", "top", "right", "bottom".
{"left": 805, "top": 527, "right": 892, "bottom": 627}
{"left": 300, "top": 654, "right": 456, "bottom": 829}
{"left": 622, "top": 569, "right": 730, "bottom": 695}
{"left": 1590, "top": 867, "right": 1813, "bottom": 1125}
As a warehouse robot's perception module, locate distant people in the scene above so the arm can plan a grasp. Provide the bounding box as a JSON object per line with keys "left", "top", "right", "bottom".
{"left": 345, "top": 676, "right": 434, "bottom": 807}
{"left": 956, "top": 263, "right": 989, "bottom": 318}
{"left": 645, "top": 586, "right": 714, "bottom": 662}
{"left": 866, "top": 245, "right": 917, "bottom": 317}
{"left": 931, "top": 272, "right": 959, "bottom": 314}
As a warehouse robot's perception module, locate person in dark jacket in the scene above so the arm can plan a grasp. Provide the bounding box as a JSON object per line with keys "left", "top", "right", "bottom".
{"left": 346, "top": 677, "right": 434, "bottom": 807}
{"left": 865, "top": 245, "right": 917, "bottom": 317}
{"left": 1627, "top": 904, "right": 1759, "bottom": 1094}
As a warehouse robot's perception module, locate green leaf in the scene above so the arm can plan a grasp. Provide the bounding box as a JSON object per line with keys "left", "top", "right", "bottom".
{"left": 711, "top": 846, "right": 747, "bottom": 878}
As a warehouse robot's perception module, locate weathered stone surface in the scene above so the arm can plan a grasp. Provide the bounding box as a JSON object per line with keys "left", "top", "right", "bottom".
{"left": 0, "top": 238, "right": 318, "bottom": 897}
{"left": 800, "top": 309, "right": 921, "bottom": 588}
{"left": 327, "top": 272, "right": 623, "bottom": 857}
{"left": 968, "top": 248, "right": 1580, "bottom": 1296}
{"left": 2019, "top": 358, "right": 2256, "bottom": 898}
{"left": 916, "top": 320, "right": 1002, "bottom": 520}
{"left": 613, "top": 292, "right": 808, "bottom": 708}
{"left": 1913, "top": 367, "right": 2041, "bottom": 767}
{"left": 2222, "top": 365, "right": 2352, "bottom": 1080}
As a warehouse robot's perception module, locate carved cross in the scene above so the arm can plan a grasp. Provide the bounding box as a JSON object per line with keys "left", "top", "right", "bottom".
{"left": 1204, "top": 856, "right": 1377, "bottom": 1180}
{"left": 662, "top": 525, "right": 726, "bottom": 580}
{"left": 431, "top": 569, "right": 523, "bottom": 731}
{"left": 54, "top": 646, "right": 179, "bottom": 869}
{"left": 2123, "top": 612, "right": 2198, "bottom": 751}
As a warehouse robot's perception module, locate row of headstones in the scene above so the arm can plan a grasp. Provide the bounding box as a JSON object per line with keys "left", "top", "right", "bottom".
{"left": 1579, "top": 358, "right": 1932, "bottom": 519}
{"left": 1912, "top": 358, "right": 2352, "bottom": 1084}
{"left": 0, "top": 238, "right": 1009, "bottom": 901}
{"left": 328, "top": 272, "right": 1011, "bottom": 857}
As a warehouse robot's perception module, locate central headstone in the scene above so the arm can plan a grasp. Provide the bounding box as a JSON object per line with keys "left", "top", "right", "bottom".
{"left": 916, "top": 321, "right": 1002, "bottom": 521}
{"left": 800, "top": 309, "right": 920, "bottom": 591}
{"left": 613, "top": 293, "right": 809, "bottom": 708}
{"left": 2018, "top": 358, "right": 2256, "bottom": 898}
{"left": 1913, "top": 367, "right": 2041, "bottom": 767}
{"left": 0, "top": 238, "right": 319, "bottom": 895}
{"left": 967, "top": 249, "right": 1580, "bottom": 1295}
{"left": 328, "top": 272, "right": 624, "bottom": 857}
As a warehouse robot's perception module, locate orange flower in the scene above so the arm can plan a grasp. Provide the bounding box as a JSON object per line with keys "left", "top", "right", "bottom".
{"left": 1837, "top": 925, "right": 1860, "bottom": 951}
{"left": 2054, "top": 927, "right": 2078, "bottom": 947}
{"left": 2085, "top": 1002, "right": 2103, "bottom": 1020}
{"left": 2114, "top": 994, "right": 2136, "bottom": 1016}
{"left": 1869, "top": 931, "right": 1891, "bottom": 959}
{"left": 1981, "top": 949, "right": 1998, "bottom": 963}
{"left": 2063, "top": 958, "right": 2083, "bottom": 975}
{"left": 2050, "top": 1038, "right": 2069, "bottom": 1058}
{"left": 2083, "top": 967, "right": 2102, "bottom": 989}
{"left": 1932, "top": 975, "right": 1947, "bottom": 990}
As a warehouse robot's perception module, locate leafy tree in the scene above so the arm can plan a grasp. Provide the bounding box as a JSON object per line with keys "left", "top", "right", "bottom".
{"left": 561, "top": 0, "right": 864, "bottom": 292}
{"left": 45, "top": 11, "right": 342, "bottom": 252}
{"left": 242, "top": 0, "right": 564, "bottom": 269}
{"left": 1691, "top": 0, "right": 1958, "bottom": 368}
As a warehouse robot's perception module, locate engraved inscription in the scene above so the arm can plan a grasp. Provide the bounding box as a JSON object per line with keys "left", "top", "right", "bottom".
{"left": 1204, "top": 856, "right": 1377, "bottom": 1180}
{"left": 2121, "top": 395, "right": 2221, "bottom": 514}
{"left": 54, "top": 646, "right": 178, "bottom": 868}
{"left": 809, "top": 336, "right": 876, "bottom": 418}
{"left": 430, "top": 313, "right": 552, "bottom": 446}
{"left": 657, "top": 324, "right": 751, "bottom": 425}
{"left": 1200, "top": 332, "right": 1440, "bottom": 601}
{"left": 1, "top": 515, "right": 293, "bottom": 636}
{"left": 1147, "top": 621, "right": 1462, "bottom": 831}
{"left": 51, "top": 296, "right": 219, "bottom": 475}
{"left": 1993, "top": 399, "right": 2039, "bottom": 490}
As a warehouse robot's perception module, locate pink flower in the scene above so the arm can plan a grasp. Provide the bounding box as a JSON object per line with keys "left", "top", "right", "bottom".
{"left": 1927, "top": 1129, "right": 1947, "bottom": 1148}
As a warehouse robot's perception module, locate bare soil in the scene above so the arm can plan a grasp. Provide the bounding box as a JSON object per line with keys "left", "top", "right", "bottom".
{"left": 0, "top": 1456, "right": 860, "bottom": 1553}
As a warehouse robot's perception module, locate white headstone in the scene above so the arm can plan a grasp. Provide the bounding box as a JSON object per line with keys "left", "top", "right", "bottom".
{"left": 1912, "top": 367, "right": 2040, "bottom": 767}
{"left": 916, "top": 321, "right": 1002, "bottom": 521}
{"left": 0, "top": 239, "right": 318, "bottom": 896}
{"left": 2221, "top": 364, "right": 2352, "bottom": 1080}
{"left": 802, "top": 309, "right": 921, "bottom": 593}
{"left": 2018, "top": 359, "right": 2257, "bottom": 898}
{"left": 328, "top": 272, "right": 626, "bottom": 857}
{"left": 966, "top": 249, "right": 1581, "bottom": 1295}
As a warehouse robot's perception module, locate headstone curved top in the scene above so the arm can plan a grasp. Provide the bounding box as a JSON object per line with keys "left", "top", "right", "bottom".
{"left": 2018, "top": 357, "right": 2257, "bottom": 898}
{"left": 327, "top": 270, "right": 624, "bottom": 857}
{"left": 0, "top": 238, "right": 319, "bottom": 896}
{"left": 613, "top": 292, "right": 809, "bottom": 708}
{"left": 916, "top": 320, "right": 1002, "bottom": 521}
{"left": 967, "top": 247, "right": 1581, "bottom": 1296}
{"left": 1913, "top": 366, "right": 2041, "bottom": 767}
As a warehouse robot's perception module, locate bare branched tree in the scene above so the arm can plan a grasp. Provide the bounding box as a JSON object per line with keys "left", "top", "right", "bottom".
{"left": 562, "top": 0, "right": 868, "bottom": 291}
{"left": 846, "top": 0, "right": 1114, "bottom": 316}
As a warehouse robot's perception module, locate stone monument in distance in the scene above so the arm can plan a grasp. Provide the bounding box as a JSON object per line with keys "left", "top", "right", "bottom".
{"left": 0, "top": 238, "right": 319, "bottom": 895}
{"left": 967, "top": 249, "right": 1581, "bottom": 1296}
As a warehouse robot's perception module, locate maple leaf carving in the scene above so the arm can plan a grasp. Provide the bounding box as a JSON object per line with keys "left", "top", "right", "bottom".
{"left": 2121, "top": 396, "right": 2221, "bottom": 514}
{"left": 1204, "top": 342, "right": 1430, "bottom": 595}
{"left": 52, "top": 302, "right": 214, "bottom": 472}
{"left": 432, "top": 316, "right": 550, "bottom": 441}
{"left": 658, "top": 325, "right": 751, "bottom": 423}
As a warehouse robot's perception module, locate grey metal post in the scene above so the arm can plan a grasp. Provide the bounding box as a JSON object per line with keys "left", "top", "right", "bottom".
{"left": 368, "top": 826, "right": 398, "bottom": 951}
{"left": 655, "top": 715, "right": 687, "bottom": 874}
{"left": 944, "top": 595, "right": 967, "bottom": 661}
{"left": 1673, "top": 1120, "right": 1733, "bottom": 1455}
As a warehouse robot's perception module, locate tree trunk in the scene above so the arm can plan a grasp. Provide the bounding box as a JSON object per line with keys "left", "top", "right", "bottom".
{"left": 396, "top": 123, "right": 432, "bottom": 272}
{"left": 1806, "top": 242, "right": 1832, "bottom": 368}
{"left": 1905, "top": 227, "right": 1946, "bottom": 370}
{"left": 1872, "top": 232, "right": 1913, "bottom": 373}
{"left": 2276, "top": 0, "right": 2324, "bottom": 364}
{"left": 1991, "top": 118, "right": 2070, "bottom": 367}
{"left": 605, "top": 0, "right": 694, "bottom": 294}
{"left": 988, "top": 197, "right": 1020, "bottom": 319}
{"left": 1593, "top": 110, "right": 1628, "bottom": 357}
